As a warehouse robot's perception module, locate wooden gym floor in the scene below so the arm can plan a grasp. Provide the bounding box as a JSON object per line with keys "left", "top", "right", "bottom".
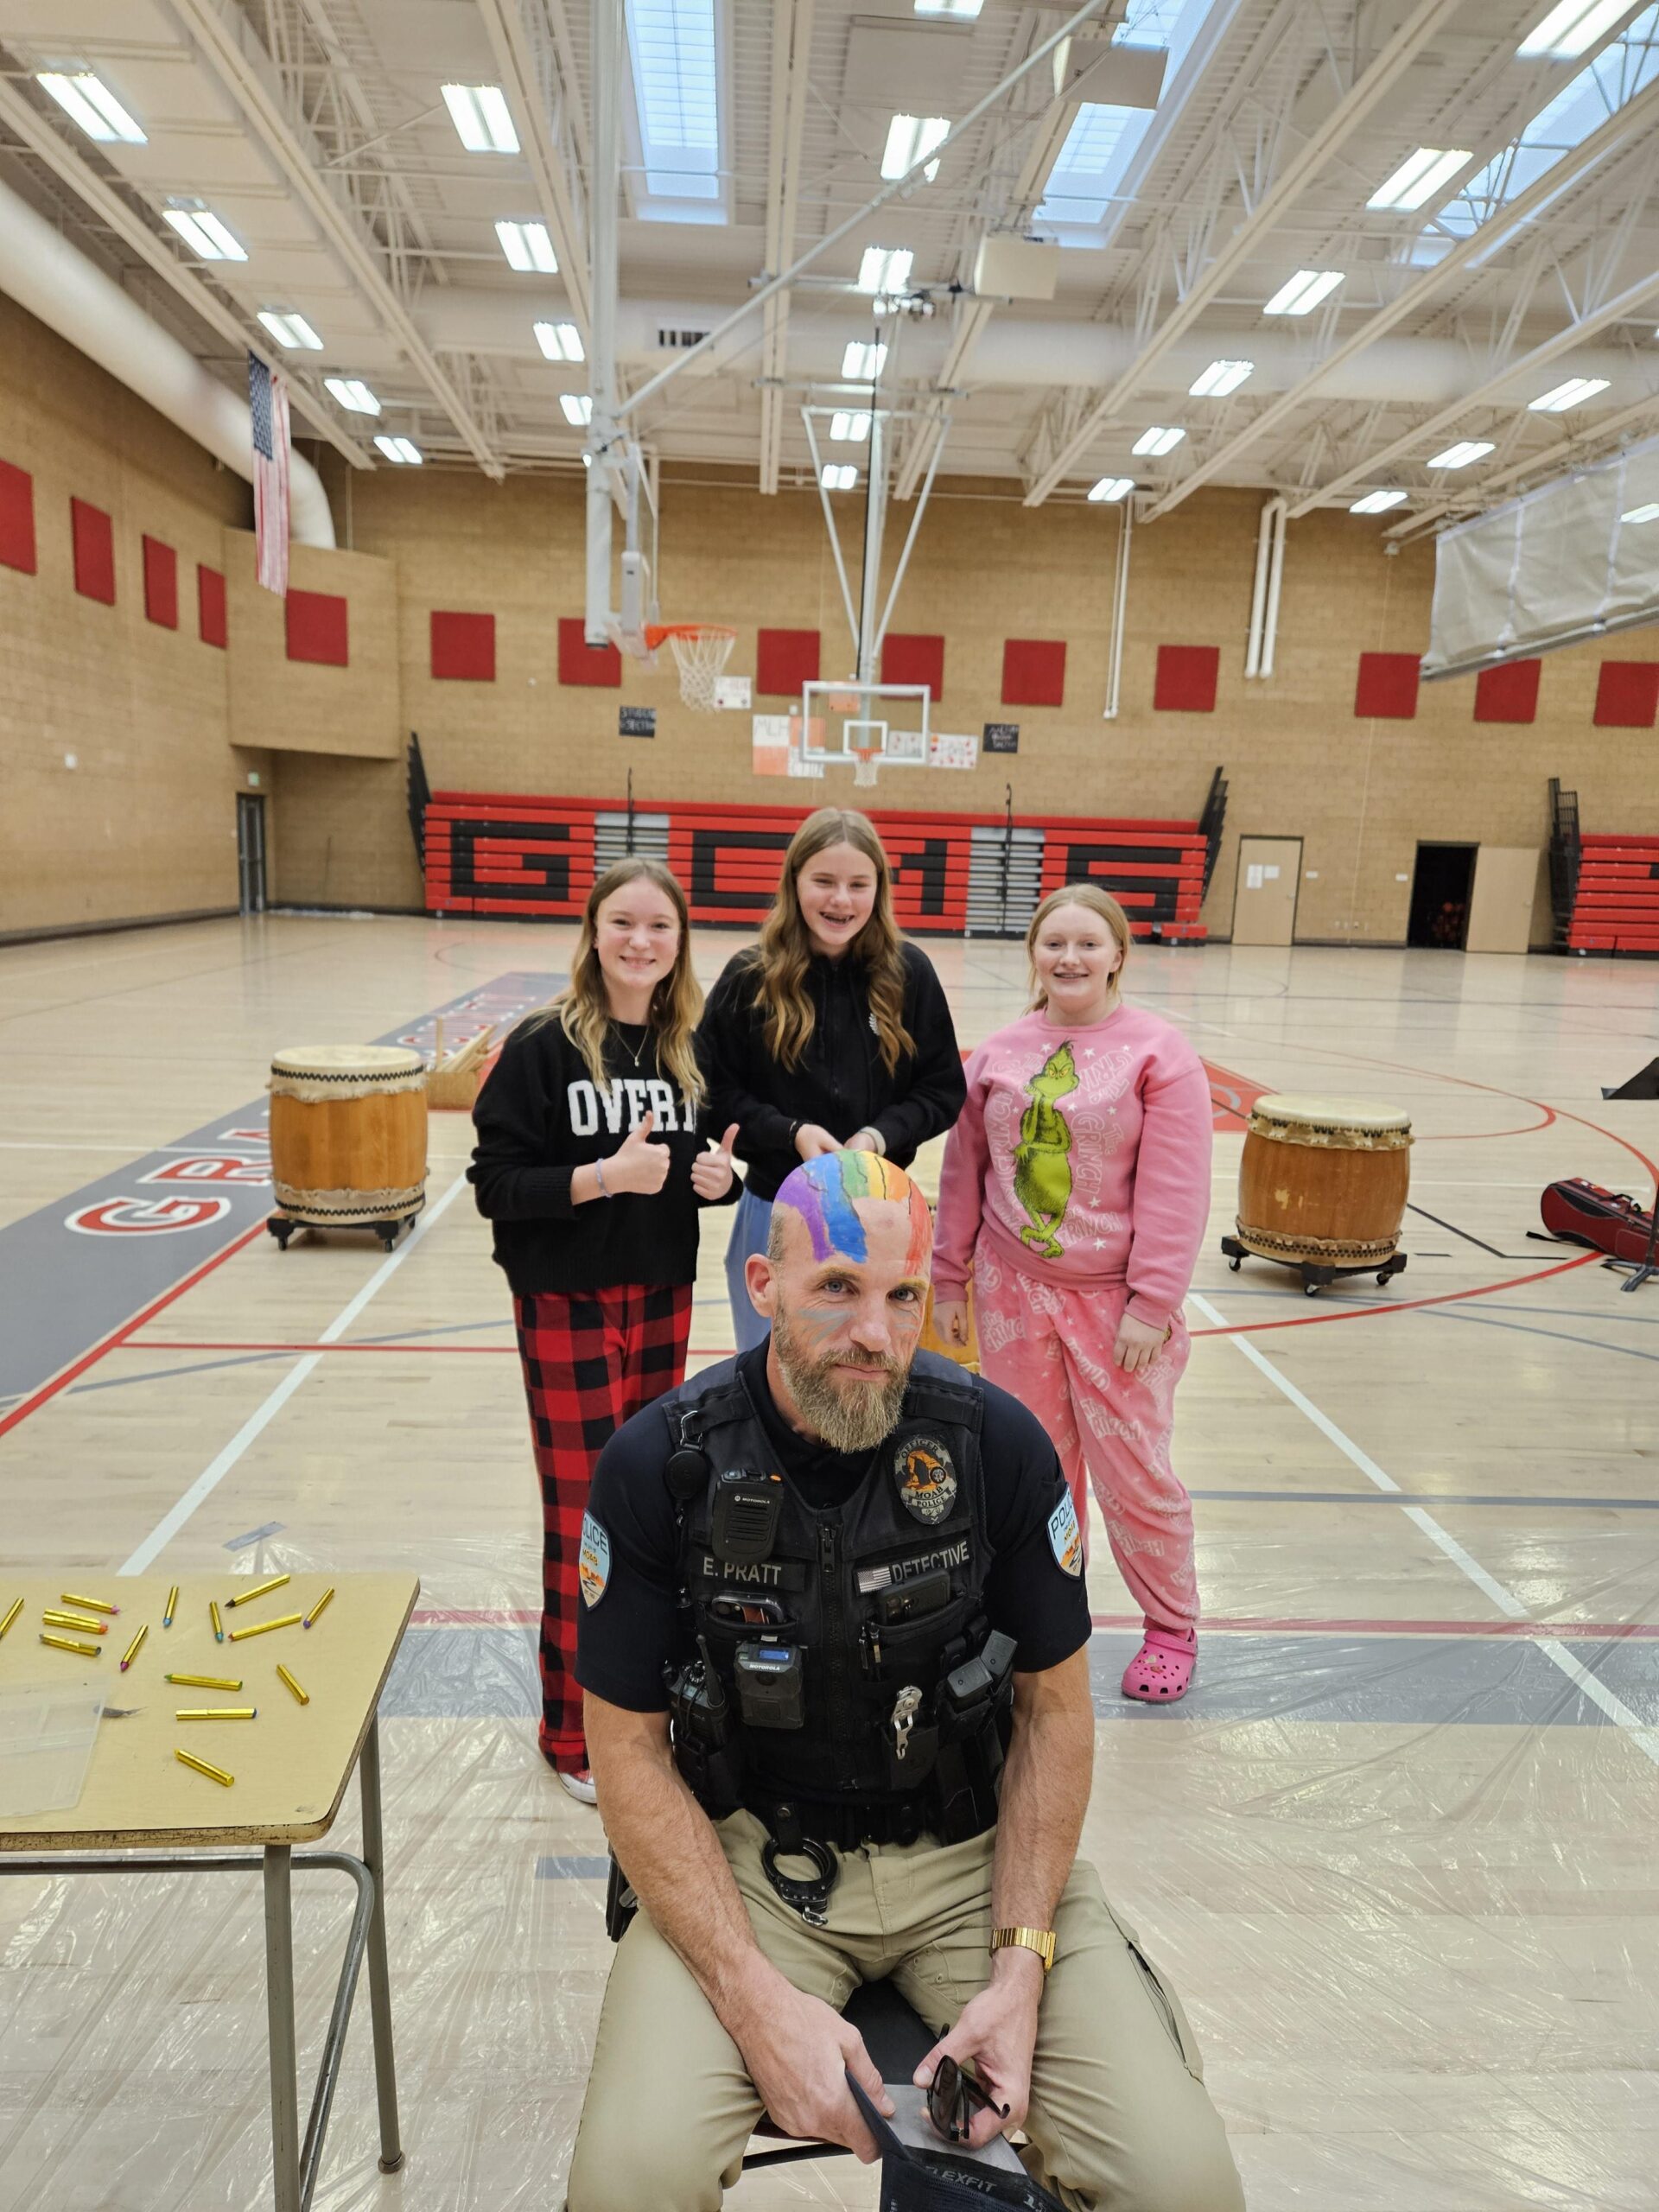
{"left": 1, "top": 914, "right": 1656, "bottom": 2210}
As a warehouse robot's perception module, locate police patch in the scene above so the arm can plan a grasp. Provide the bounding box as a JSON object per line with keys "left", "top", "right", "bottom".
{"left": 578, "top": 1512, "right": 612, "bottom": 1609}
{"left": 1047, "top": 1492, "right": 1084, "bottom": 1578}
{"left": 893, "top": 1433, "right": 957, "bottom": 1526}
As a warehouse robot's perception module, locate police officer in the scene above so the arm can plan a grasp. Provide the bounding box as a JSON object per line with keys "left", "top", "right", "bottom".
{"left": 566, "top": 1151, "right": 1243, "bottom": 2211}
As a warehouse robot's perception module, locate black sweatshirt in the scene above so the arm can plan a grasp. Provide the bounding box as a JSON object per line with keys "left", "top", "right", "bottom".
{"left": 468, "top": 1015, "right": 737, "bottom": 1297}
{"left": 696, "top": 940, "right": 966, "bottom": 1202}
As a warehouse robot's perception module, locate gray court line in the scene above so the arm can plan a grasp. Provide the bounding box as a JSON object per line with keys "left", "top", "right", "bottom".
{"left": 1189, "top": 1489, "right": 1659, "bottom": 1510}
{"left": 1429, "top": 1305, "right": 1659, "bottom": 1366}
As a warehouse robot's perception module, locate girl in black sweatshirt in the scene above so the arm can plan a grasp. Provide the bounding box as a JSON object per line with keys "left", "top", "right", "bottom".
{"left": 696, "top": 806, "right": 965, "bottom": 1351}
{"left": 469, "top": 857, "right": 738, "bottom": 1799}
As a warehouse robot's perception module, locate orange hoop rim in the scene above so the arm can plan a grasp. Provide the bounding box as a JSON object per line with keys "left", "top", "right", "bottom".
{"left": 644, "top": 623, "right": 737, "bottom": 647}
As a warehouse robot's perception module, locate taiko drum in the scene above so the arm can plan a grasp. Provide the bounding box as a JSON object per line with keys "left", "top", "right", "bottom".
{"left": 1236, "top": 1092, "right": 1412, "bottom": 1269}
{"left": 268, "top": 1045, "right": 428, "bottom": 1229}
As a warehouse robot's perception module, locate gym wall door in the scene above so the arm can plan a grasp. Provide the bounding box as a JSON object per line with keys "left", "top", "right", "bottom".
{"left": 1231, "top": 836, "right": 1302, "bottom": 946}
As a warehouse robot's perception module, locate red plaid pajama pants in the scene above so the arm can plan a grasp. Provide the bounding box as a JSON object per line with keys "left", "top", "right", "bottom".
{"left": 513, "top": 1282, "right": 693, "bottom": 1769}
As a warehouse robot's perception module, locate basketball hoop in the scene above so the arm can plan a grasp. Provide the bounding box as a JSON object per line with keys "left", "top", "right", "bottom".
{"left": 646, "top": 624, "right": 736, "bottom": 712}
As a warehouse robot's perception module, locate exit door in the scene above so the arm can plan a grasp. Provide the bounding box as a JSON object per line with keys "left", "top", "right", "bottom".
{"left": 237, "top": 792, "right": 267, "bottom": 915}
{"left": 1231, "top": 836, "right": 1301, "bottom": 946}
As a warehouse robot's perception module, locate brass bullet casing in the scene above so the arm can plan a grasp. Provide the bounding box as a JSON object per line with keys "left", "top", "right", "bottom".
{"left": 175, "top": 1749, "right": 233, "bottom": 1786}
{"left": 228, "top": 1612, "right": 303, "bottom": 1643}
{"left": 276, "top": 1664, "right": 310, "bottom": 1706}
{"left": 226, "top": 1574, "right": 290, "bottom": 1609}
{"left": 41, "top": 1633, "right": 101, "bottom": 1657}
{"left": 42, "top": 1610, "right": 106, "bottom": 1634}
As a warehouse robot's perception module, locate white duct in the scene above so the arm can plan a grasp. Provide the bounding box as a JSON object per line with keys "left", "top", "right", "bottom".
{"left": 0, "top": 175, "right": 334, "bottom": 549}
{"left": 1260, "top": 498, "right": 1287, "bottom": 678}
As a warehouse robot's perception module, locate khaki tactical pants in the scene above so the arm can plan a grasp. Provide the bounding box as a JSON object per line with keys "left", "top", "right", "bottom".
{"left": 567, "top": 1814, "right": 1243, "bottom": 2211}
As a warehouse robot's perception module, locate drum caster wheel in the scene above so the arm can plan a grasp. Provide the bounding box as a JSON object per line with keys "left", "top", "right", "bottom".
{"left": 1302, "top": 1281, "right": 1321, "bottom": 1298}
{"left": 267, "top": 1217, "right": 294, "bottom": 1251}
{"left": 1376, "top": 1270, "right": 1391, "bottom": 1287}
{"left": 373, "top": 1220, "right": 401, "bottom": 1251}
{"left": 1228, "top": 1255, "right": 1242, "bottom": 1272}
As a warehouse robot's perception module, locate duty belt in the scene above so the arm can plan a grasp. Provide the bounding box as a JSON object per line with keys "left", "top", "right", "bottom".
{"left": 748, "top": 1789, "right": 995, "bottom": 1855}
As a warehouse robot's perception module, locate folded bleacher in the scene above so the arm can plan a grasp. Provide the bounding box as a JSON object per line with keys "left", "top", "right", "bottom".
{"left": 1567, "top": 832, "right": 1659, "bottom": 958}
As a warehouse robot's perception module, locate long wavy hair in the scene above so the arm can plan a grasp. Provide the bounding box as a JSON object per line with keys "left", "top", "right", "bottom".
{"left": 1026, "top": 882, "right": 1132, "bottom": 1012}
{"left": 534, "top": 858, "right": 704, "bottom": 1106}
{"left": 751, "top": 808, "right": 913, "bottom": 1074}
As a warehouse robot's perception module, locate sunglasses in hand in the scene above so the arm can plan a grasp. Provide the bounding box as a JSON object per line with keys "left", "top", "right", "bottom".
{"left": 926, "top": 2055, "right": 1011, "bottom": 2145}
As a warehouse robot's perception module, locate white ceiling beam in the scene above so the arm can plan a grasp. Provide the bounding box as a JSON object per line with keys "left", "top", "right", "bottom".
{"left": 475, "top": 0, "right": 591, "bottom": 344}
{"left": 1143, "top": 69, "right": 1659, "bottom": 521}
{"left": 1388, "top": 388, "right": 1659, "bottom": 543}
{"left": 0, "top": 74, "right": 372, "bottom": 470}
{"left": 759, "top": 0, "right": 815, "bottom": 496}
{"left": 166, "top": 0, "right": 505, "bottom": 476}
{"left": 1020, "top": 0, "right": 1470, "bottom": 506}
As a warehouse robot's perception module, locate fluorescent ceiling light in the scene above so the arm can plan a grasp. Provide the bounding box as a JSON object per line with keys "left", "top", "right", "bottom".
{"left": 1263, "top": 269, "right": 1344, "bottom": 316}
{"left": 1351, "top": 489, "right": 1408, "bottom": 513}
{"left": 915, "top": 0, "right": 982, "bottom": 15}
{"left": 35, "top": 71, "right": 145, "bottom": 143}
{"left": 882, "top": 114, "right": 950, "bottom": 181}
{"left": 1367, "top": 146, "right": 1472, "bottom": 211}
{"left": 1529, "top": 374, "right": 1610, "bottom": 411}
{"left": 830, "top": 411, "right": 872, "bottom": 442}
{"left": 820, "top": 463, "right": 858, "bottom": 491}
{"left": 1131, "top": 425, "right": 1185, "bottom": 456}
{"left": 560, "top": 393, "right": 594, "bottom": 425}
{"left": 496, "top": 219, "right": 557, "bottom": 272}
{"left": 535, "top": 321, "right": 585, "bottom": 362}
{"left": 373, "top": 435, "right": 422, "bottom": 465}
{"left": 842, "top": 340, "right": 887, "bottom": 380}
{"left": 858, "top": 245, "right": 914, "bottom": 295}
{"left": 162, "top": 206, "right": 246, "bottom": 262}
{"left": 1088, "top": 476, "right": 1135, "bottom": 502}
{"left": 257, "top": 309, "right": 323, "bottom": 352}
{"left": 1621, "top": 500, "right": 1659, "bottom": 524}
{"left": 626, "top": 0, "right": 722, "bottom": 202}
{"left": 1517, "top": 0, "right": 1631, "bottom": 58}
{"left": 442, "top": 83, "right": 518, "bottom": 155}
{"left": 1427, "top": 439, "right": 1495, "bottom": 468}
{"left": 1188, "top": 358, "right": 1253, "bottom": 397}
{"left": 325, "top": 378, "right": 380, "bottom": 416}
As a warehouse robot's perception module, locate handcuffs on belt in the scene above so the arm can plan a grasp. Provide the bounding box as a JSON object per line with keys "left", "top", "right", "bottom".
{"left": 760, "top": 1829, "right": 839, "bottom": 1926}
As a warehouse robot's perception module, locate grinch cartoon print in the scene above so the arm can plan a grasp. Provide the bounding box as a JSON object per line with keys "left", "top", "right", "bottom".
{"left": 1014, "top": 1039, "right": 1079, "bottom": 1259}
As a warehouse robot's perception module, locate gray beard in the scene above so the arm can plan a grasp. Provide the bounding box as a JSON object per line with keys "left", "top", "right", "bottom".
{"left": 771, "top": 1306, "right": 911, "bottom": 1453}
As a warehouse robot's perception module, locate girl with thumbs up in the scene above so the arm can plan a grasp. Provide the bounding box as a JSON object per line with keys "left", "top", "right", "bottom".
{"left": 470, "top": 858, "right": 740, "bottom": 1798}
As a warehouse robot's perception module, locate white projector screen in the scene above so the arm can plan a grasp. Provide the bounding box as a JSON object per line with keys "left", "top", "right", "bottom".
{"left": 1422, "top": 434, "right": 1659, "bottom": 681}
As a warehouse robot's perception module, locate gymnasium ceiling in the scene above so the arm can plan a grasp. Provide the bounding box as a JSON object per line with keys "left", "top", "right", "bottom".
{"left": 3, "top": 0, "right": 1659, "bottom": 543}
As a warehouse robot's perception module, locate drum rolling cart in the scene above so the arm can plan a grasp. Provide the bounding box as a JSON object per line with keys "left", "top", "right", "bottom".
{"left": 1220, "top": 1233, "right": 1408, "bottom": 1297}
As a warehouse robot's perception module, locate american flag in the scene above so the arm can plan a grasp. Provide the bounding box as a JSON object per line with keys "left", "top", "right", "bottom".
{"left": 249, "top": 353, "right": 289, "bottom": 595}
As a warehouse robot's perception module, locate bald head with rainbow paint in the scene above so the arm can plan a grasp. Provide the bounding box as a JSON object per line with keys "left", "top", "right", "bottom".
{"left": 746, "top": 1151, "right": 934, "bottom": 1452}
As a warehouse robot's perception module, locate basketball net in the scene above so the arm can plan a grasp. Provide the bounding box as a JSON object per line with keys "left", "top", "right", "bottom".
{"left": 646, "top": 624, "right": 736, "bottom": 713}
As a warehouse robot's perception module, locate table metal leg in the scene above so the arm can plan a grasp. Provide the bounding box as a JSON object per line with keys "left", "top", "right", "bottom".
{"left": 264, "top": 1845, "right": 302, "bottom": 2212}
{"left": 359, "top": 1714, "right": 404, "bottom": 2173}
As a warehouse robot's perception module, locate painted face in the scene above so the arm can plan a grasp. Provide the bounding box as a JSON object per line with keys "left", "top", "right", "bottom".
{"left": 1032, "top": 901, "right": 1123, "bottom": 1022}
{"left": 796, "top": 840, "right": 878, "bottom": 960}
{"left": 593, "top": 881, "right": 682, "bottom": 1004}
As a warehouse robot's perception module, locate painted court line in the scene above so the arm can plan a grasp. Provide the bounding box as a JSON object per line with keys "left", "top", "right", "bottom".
{"left": 118, "top": 1172, "right": 470, "bottom": 1575}
{"left": 1188, "top": 1287, "right": 1659, "bottom": 1767}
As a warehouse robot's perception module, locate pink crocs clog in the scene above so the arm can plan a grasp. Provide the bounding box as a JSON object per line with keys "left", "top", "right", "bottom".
{"left": 1122, "top": 1625, "right": 1197, "bottom": 1704}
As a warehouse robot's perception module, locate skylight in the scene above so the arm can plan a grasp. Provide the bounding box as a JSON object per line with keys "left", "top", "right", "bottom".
{"left": 325, "top": 378, "right": 380, "bottom": 416}
{"left": 1529, "top": 375, "right": 1610, "bottom": 410}
{"left": 496, "top": 219, "right": 557, "bottom": 273}
{"left": 1368, "top": 147, "right": 1472, "bottom": 210}
{"left": 36, "top": 71, "right": 145, "bottom": 143}
{"left": 442, "top": 84, "right": 518, "bottom": 155}
{"left": 1427, "top": 440, "right": 1495, "bottom": 467}
{"left": 1517, "top": 0, "right": 1632, "bottom": 57}
{"left": 535, "top": 321, "right": 585, "bottom": 362}
{"left": 1189, "top": 358, "right": 1253, "bottom": 397}
{"left": 560, "top": 394, "right": 594, "bottom": 425}
{"left": 1132, "top": 425, "right": 1185, "bottom": 455}
{"left": 820, "top": 464, "right": 858, "bottom": 491}
{"left": 858, "top": 246, "right": 914, "bottom": 294}
{"left": 162, "top": 206, "right": 246, "bottom": 261}
{"left": 1263, "top": 269, "right": 1344, "bottom": 315}
{"left": 1088, "top": 477, "right": 1135, "bottom": 501}
{"left": 1351, "top": 490, "right": 1408, "bottom": 513}
{"left": 915, "top": 0, "right": 982, "bottom": 16}
{"left": 257, "top": 310, "right": 323, "bottom": 352}
{"left": 842, "top": 341, "right": 887, "bottom": 380}
{"left": 1441, "top": 7, "right": 1659, "bottom": 241}
{"left": 830, "top": 411, "right": 872, "bottom": 442}
{"left": 626, "top": 0, "right": 723, "bottom": 217}
{"left": 373, "top": 435, "right": 423, "bottom": 465}
{"left": 1622, "top": 499, "right": 1659, "bottom": 523}
{"left": 882, "top": 115, "right": 950, "bottom": 181}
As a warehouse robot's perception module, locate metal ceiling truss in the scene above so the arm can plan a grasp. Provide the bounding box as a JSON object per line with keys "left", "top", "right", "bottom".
{"left": 475, "top": 0, "right": 592, "bottom": 341}
{"left": 758, "top": 0, "right": 815, "bottom": 497}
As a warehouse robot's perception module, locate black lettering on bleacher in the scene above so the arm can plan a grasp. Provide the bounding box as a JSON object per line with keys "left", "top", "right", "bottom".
{"left": 893, "top": 840, "right": 950, "bottom": 918}
{"left": 690, "top": 828, "right": 792, "bottom": 910}
{"left": 452, "top": 818, "right": 571, "bottom": 904}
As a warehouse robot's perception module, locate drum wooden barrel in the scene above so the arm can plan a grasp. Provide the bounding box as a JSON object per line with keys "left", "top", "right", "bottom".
{"left": 268, "top": 1045, "right": 428, "bottom": 1230}
{"left": 1236, "top": 1093, "right": 1412, "bottom": 1268}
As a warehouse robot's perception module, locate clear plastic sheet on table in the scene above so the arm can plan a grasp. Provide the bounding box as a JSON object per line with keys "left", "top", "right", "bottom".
{"left": 2, "top": 1532, "right": 1656, "bottom": 2209}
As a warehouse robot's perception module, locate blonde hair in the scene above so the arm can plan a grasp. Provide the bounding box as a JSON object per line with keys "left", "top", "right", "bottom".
{"left": 1027, "top": 883, "right": 1132, "bottom": 1012}
{"left": 751, "top": 808, "right": 914, "bottom": 1075}
{"left": 534, "top": 859, "right": 704, "bottom": 1107}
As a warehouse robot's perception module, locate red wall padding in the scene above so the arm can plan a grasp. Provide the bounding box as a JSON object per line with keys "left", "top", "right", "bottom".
{"left": 1354, "top": 651, "right": 1420, "bottom": 719}
{"left": 143, "top": 535, "right": 178, "bottom": 630}
{"left": 286, "top": 588, "right": 349, "bottom": 666}
{"left": 1154, "top": 644, "right": 1219, "bottom": 713}
{"left": 1593, "top": 661, "right": 1659, "bottom": 729}
{"left": 756, "top": 626, "right": 820, "bottom": 697}
{"left": 557, "top": 615, "right": 621, "bottom": 687}
{"left": 431, "top": 609, "right": 496, "bottom": 681}
{"left": 0, "top": 457, "right": 36, "bottom": 574}
{"left": 198, "top": 564, "right": 227, "bottom": 648}
{"left": 881, "top": 632, "right": 944, "bottom": 702}
{"left": 71, "top": 497, "right": 115, "bottom": 604}
{"left": 1002, "top": 638, "right": 1066, "bottom": 708}
{"left": 1473, "top": 658, "right": 1540, "bottom": 724}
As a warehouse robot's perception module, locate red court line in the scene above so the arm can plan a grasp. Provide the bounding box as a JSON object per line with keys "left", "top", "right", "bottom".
{"left": 1187, "top": 1247, "right": 1601, "bottom": 1335}
{"left": 127, "top": 1338, "right": 517, "bottom": 1355}
{"left": 0, "top": 1223, "right": 269, "bottom": 1441}
{"left": 405, "top": 1605, "right": 1659, "bottom": 1641}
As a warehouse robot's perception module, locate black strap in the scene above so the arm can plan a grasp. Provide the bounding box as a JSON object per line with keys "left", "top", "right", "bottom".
{"left": 843, "top": 2073, "right": 1065, "bottom": 2210}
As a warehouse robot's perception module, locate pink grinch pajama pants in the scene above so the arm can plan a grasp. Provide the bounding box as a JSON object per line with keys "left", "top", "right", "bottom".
{"left": 971, "top": 1239, "right": 1198, "bottom": 1634}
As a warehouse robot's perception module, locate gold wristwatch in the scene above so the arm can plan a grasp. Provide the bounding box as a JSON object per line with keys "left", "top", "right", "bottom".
{"left": 991, "top": 1925, "right": 1056, "bottom": 1973}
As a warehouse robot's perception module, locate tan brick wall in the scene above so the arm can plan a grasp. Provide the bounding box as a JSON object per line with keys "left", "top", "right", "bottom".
{"left": 226, "top": 531, "right": 401, "bottom": 761}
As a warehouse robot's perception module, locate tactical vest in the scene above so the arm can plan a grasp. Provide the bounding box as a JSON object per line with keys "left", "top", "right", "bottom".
{"left": 658, "top": 1351, "right": 1014, "bottom": 1847}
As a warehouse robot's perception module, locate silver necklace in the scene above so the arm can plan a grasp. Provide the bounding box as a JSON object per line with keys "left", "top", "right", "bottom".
{"left": 612, "top": 1020, "right": 648, "bottom": 1069}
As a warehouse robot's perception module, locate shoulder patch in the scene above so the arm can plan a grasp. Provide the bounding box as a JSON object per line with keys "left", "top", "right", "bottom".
{"left": 578, "top": 1511, "right": 612, "bottom": 1609}
{"left": 893, "top": 1432, "right": 958, "bottom": 1525}
{"left": 1047, "top": 1491, "right": 1084, "bottom": 1579}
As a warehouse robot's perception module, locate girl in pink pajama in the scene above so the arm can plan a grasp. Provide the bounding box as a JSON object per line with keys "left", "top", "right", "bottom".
{"left": 932, "top": 884, "right": 1213, "bottom": 1702}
